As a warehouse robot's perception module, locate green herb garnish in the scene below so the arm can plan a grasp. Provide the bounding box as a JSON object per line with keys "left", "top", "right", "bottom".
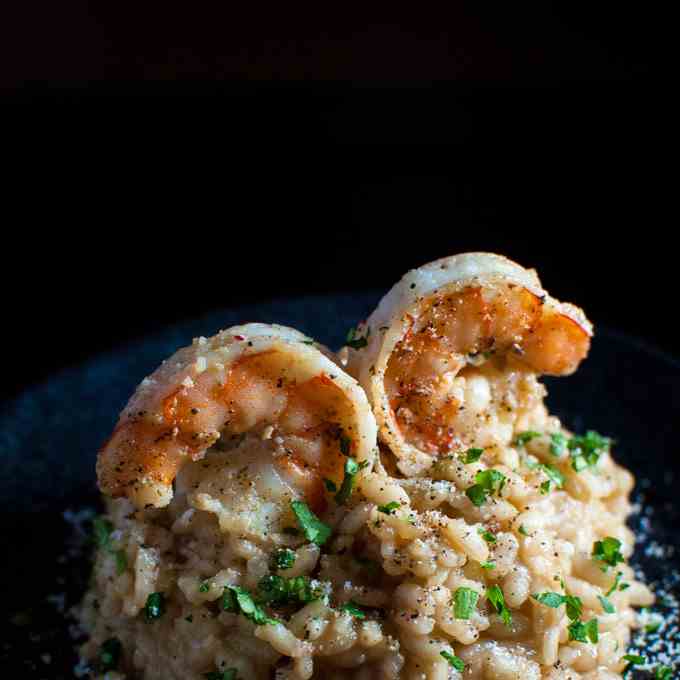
{"left": 377, "top": 501, "right": 401, "bottom": 515}
{"left": 461, "top": 448, "right": 484, "bottom": 464}
{"left": 323, "top": 478, "right": 337, "bottom": 493}
{"left": 568, "top": 430, "right": 610, "bottom": 471}
{"left": 339, "top": 433, "right": 352, "bottom": 456}
{"left": 335, "top": 458, "right": 368, "bottom": 505}
{"left": 597, "top": 595, "right": 615, "bottom": 614}
{"left": 204, "top": 669, "right": 238, "bottom": 680}
{"left": 93, "top": 517, "right": 113, "bottom": 549}
{"left": 257, "top": 575, "right": 320, "bottom": 607}
{"left": 226, "top": 585, "right": 277, "bottom": 625}
{"left": 466, "top": 469, "right": 506, "bottom": 506}
{"left": 99, "top": 638, "right": 122, "bottom": 672}
{"left": 340, "top": 601, "right": 366, "bottom": 619}
{"left": 346, "top": 326, "right": 370, "bottom": 350}
{"left": 453, "top": 587, "right": 479, "bottom": 619}
{"left": 515, "top": 431, "right": 541, "bottom": 446}
{"left": 440, "top": 651, "right": 465, "bottom": 672}
{"left": 478, "top": 528, "right": 496, "bottom": 544}
{"left": 291, "top": 500, "right": 332, "bottom": 546}
{"left": 550, "top": 432, "right": 568, "bottom": 456}
{"left": 568, "top": 618, "right": 598, "bottom": 644}
{"left": 518, "top": 525, "right": 529, "bottom": 536}
{"left": 655, "top": 665, "right": 673, "bottom": 679}
{"left": 480, "top": 561, "right": 496, "bottom": 570}
{"left": 593, "top": 537, "right": 625, "bottom": 570}
{"left": 144, "top": 592, "right": 166, "bottom": 622}
{"left": 273, "top": 548, "right": 296, "bottom": 571}
{"left": 486, "top": 585, "right": 512, "bottom": 626}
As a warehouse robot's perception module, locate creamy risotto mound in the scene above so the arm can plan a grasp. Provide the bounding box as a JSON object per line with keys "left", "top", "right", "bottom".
{"left": 79, "top": 253, "right": 653, "bottom": 679}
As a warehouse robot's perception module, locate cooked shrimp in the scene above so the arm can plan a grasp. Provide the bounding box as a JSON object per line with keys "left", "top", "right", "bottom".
{"left": 97, "top": 323, "right": 377, "bottom": 510}
{"left": 346, "top": 253, "right": 592, "bottom": 475}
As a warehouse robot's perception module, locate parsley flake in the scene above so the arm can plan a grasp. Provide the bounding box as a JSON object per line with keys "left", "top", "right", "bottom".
{"left": 592, "top": 537, "right": 625, "bottom": 570}
{"left": 99, "top": 638, "right": 122, "bottom": 672}
{"left": 453, "top": 587, "right": 479, "bottom": 619}
{"left": 486, "top": 585, "right": 512, "bottom": 626}
{"left": 291, "top": 501, "right": 332, "bottom": 546}
{"left": 346, "top": 326, "right": 370, "bottom": 350}
{"left": 466, "top": 469, "right": 506, "bottom": 506}
{"left": 340, "top": 601, "right": 366, "bottom": 619}
{"left": 144, "top": 592, "right": 166, "bottom": 622}
{"left": 335, "top": 458, "right": 368, "bottom": 505}
{"left": 461, "top": 448, "right": 484, "bottom": 464}
{"left": 377, "top": 501, "right": 401, "bottom": 515}
{"left": 440, "top": 651, "right": 465, "bottom": 672}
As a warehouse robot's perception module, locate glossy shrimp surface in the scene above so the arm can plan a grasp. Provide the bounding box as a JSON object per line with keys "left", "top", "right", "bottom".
{"left": 347, "top": 253, "right": 592, "bottom": 474}
{"left": 97, "top": 324, "right": 377, "bottom": 512}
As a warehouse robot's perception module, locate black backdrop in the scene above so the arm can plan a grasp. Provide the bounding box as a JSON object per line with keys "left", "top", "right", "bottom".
{"left": 1, "top": 4, "right": 673, "bottom": 400}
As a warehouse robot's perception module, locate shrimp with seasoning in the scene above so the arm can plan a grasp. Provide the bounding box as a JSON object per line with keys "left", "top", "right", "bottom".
{"left": 346, "top": 253, "right": 592, "bottom": 475}
{"left": 97, "top": 323, "right": 377, "bottom": 527}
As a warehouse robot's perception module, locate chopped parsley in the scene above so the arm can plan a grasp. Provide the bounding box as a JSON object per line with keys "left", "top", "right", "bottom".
{"left": 604, "top": 570, "right": 630, "bottom": 596}
{"left": 144, "top": 592, "right": 166, "bottom": 622}
{"left": 486, "top": 585, "right": 512, "bottom": 626}
{"left": 346, "top": 326, "right": 370, "bottom": 350}
{"left": 335, "top": 458, "right": 368, "bottom": 505}
{"left": 223, "top": 585, "right": 277, "bottom": 625}
{"left": 93, "top": 517, "right": 127, "bottom": 574}
{"left": 339, "top": 433, "right": 352, "bottom": 456}
{"left": 623, "top": 654, "right": 645, "bottom": 667}
{"left": 453, "top": 587, "right": 479, "bottom": 619}
{"left": 272, "top": 548, "right": 296, "bottom": 571}
{"left": 99, "top": 638, "right": 122, "bottom": 672}
{"left": 597, "top": 595, "right": 615, "bottom": 614}
{"left": 540, "top": 480, "right": 551, "bottom": 494}
{"left": 204, "top": 670, "right": 238, "bottom": 680}
{"left": 592, "top": 536, "right": 625, "bottom": 570}
{"left": 340, "top": 601, "right": 366, "bottom": 618}
{"left": 291, "top": 500, "right": 332, "bottom": 546}
{"left": 645, "top": 620, "right": 661, "bottom": 634}
{"left": 199, "top": 581, "right": 211, "bottom": 593}
{"left": 377, "top": 501, "right": 401, "bottom": 515}
{"left": 540, "top": 463, "right": 565, "bottom": 490}
{"left": 655, "top": 666, "right": 674, "bottom": 679}
{"left": 518, "top": 525, "right": 529, "bottom": 536}
{"left": 440, "top": 651, "right": 465, "bottom": 672}
{"left": 568, "top": 618, "right": 599, "bottom": 644}
{"left": 461, "top": 447, "right": 484, "bottom": 464}
{"left": 478, "top": 528, "right": 497, "bottom": 543}
{"left": 257, "top": 575, "right": 320, "bottom": 607}
{"left": 114, "top": 550, "right": 127, "bottom": 575}
{"left": 550, "top": 432, "right": 568, "bottom": 456}
{"left": 532, "top": 592, "right": 566, "bottom": 608}
{"left": 532, "top": 591, "right": 583, "bottom": 621}
{"left": 466, "top": 469, "right": 506, "bottom": 506}
{"left": 93, "top": 517, "right": 113, "bottom": 549}
{"left": 323, "top": 478, "right": 337, "bottom": 493}
{"left": 568, "top": 430, "right": 610, "bottom": 471}
{"left": 480, "top": 561, "right": 496, "bottom": 570}
{"left": 515, "top": 431, "right": 541, "bottom": 446}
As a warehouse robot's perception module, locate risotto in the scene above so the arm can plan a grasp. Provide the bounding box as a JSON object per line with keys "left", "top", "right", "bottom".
{"left": 78, "top": 253, "right": 654, "bottom": 680}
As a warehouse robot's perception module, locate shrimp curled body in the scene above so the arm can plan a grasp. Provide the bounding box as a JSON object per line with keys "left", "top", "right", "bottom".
{"left": 97, "top": 323, "right": 377, "bottom": 510}
{"left": 346, "top": 253, "right": 592, "bottom": 475}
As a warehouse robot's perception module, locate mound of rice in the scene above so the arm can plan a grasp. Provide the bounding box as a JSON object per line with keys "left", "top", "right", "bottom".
{"left": 78, "top": 371, "right": 652, "bottom": 679}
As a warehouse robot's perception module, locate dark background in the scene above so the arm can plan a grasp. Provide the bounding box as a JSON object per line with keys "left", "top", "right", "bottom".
{"left": 1, "top": 3, "right": 674, "bottom": 400}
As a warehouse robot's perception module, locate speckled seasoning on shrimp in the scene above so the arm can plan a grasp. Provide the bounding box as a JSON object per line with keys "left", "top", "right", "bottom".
{"left": 97, "top": 323, "right": 377, "bottom": 510}
{"left": 346, "top": 252, "right": 593, "bottom": 475}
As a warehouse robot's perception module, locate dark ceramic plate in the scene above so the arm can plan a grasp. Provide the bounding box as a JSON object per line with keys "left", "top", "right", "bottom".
{"left": 1, "top": 292, "right": 678, "bottom": 678}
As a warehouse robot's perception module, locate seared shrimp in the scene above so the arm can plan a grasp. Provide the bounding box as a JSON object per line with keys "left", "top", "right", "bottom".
{"left": 97, "top": 323, "right": 377, "bottom": 510}
{"left": 346, "top": 253, "right": 592, "bottom": 475}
